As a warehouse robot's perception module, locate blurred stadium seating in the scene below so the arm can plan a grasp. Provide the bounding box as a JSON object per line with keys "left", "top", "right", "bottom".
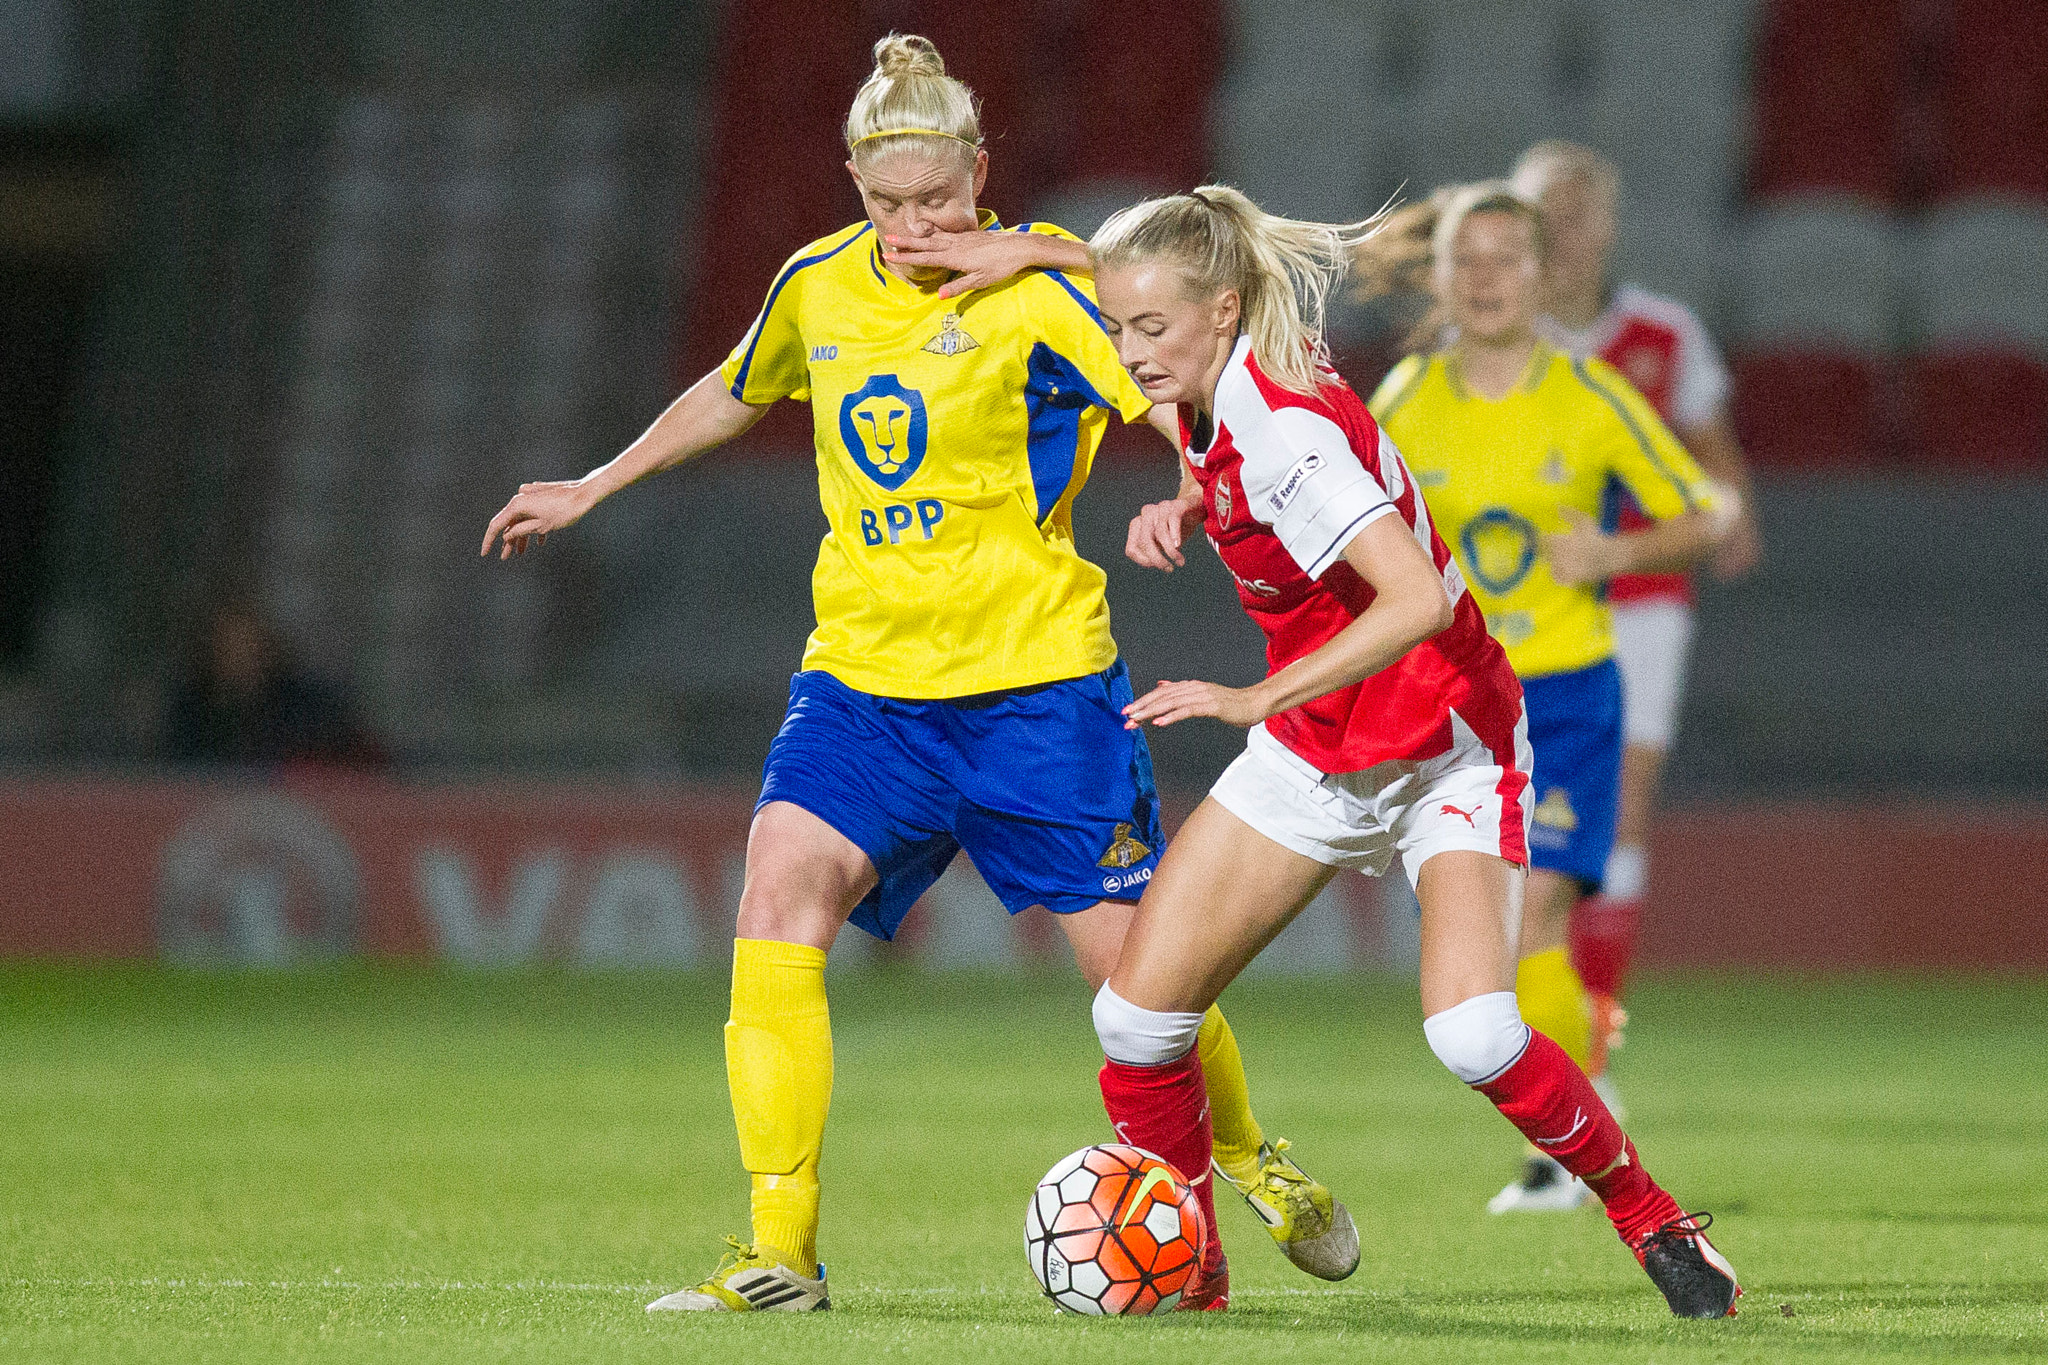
{"left": 0, "top": 0, "right": 2044, "bottom": 967}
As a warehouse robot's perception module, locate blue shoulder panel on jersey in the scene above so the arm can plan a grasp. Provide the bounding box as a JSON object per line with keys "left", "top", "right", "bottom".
{"left": 728, "top": 225, "right": 875, "bottom": 399}
{"left": 1024, "top": 342, "right": 1112, "bottom": 523}
{"left": 1041, "top": 268, "right": 1108, "bottom": 332}
{"left": 1570, "top": 358, "right": 1699, "bottom": 510}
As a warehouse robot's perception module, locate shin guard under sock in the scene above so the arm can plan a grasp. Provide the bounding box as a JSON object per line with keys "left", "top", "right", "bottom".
{"left": 1476, "top": 1029, "right": 1681, "bottom": 1245}
{"left": 1515, "top": 946, "right": 1594, "bottom": 1070}
{"left": 726, "top": 938, "right": 832, "bottom": 1274}
{"left": 1099, "top": 1051, "right": 1223, "bottom": 1272}
{"left": 1569, "top": 895, "right": 1643, "bottom": 1000}
{"left": 1196, "top": 1006, "right": 1265, "bottom": 1186}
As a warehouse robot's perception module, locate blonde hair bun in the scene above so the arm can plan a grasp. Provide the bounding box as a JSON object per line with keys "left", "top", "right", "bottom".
{"left": 873, "top": 33, "right": 946, "bottom": 79}
{"left": 846, "top": 32, "right": 980, "bottom": 158}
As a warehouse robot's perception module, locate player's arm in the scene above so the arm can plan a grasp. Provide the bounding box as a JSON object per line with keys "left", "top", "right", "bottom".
{"left": 487, "top": 233, "right": 821, "bottom": 558}
{"left": 1124, "top": 515, "right": 1452, "bottom": 729}
{"left": 1126, "top": 457, "right": 1203, "bottom": 573}
{"left": 1546, "top": 358, "right": 1729, "bottom": 587}
{"left": 1674, "top": 411, "right": 1762, "bottom": 580}
{"left": 482, "top": 372, "right": 765, "bottom": 558}
{"left": 882, "top": 223, "right": 1091, "bottom": 298}
{"left": 1544, "top": 504, "right": 1722, "bottom": 587}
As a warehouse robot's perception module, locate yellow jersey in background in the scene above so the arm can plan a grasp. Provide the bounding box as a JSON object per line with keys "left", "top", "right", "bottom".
{"left": 1369, "top": 345, "right": 1718, "bottom": 679}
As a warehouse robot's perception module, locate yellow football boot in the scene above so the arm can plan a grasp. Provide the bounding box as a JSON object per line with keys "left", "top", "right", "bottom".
{"left": 1217, "top": 1139, "right": 1360, "bottom": 1281}
{"left": 645, "top": 1237, "right": 830, "bottom": 1313}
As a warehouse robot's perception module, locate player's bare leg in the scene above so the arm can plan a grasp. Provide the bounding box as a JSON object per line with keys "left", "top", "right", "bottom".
{"left": 1414, "top": 849, "right": 1737, "bottom": 1316}
{"left": 1110, "top": 800, "right": 1335, "bottom": 1013}
{"left": 1494, "top": 866, "right": 1598, "bottom": 1211}
{"left": 1056, "top": 892, "right": 1352, "bottom": 1278}
{"left": 649, "top": 802, "right": 871, "bottom": 1313}
{"left": 1097, "top": 800, "right": 1363, "bottom": 1306}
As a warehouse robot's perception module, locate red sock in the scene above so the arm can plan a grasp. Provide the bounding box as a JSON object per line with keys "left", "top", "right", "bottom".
{"left": 1098, "top": 1052, "right": 1223, "bottom": 1273}
{"left": 1476, "top": 1029, "right": 1681, "bottom": 1245}
{"left": 1569, "top": 894, "right": 1642, "bottom": 998}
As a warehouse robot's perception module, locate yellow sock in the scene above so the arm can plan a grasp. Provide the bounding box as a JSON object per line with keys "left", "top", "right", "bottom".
{"left": 1515, "top": 945, "right": 1593, "bottom": 1072}
{"left": 1197, "top": 1005, "right": 1266, "bottom": 1185}
{"left": 726, "top": 938, "right": 831, "bottom": 1277}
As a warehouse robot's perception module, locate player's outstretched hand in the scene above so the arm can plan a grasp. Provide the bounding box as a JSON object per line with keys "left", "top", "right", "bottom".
{"left": 1124, "top": 679, "right": 1268, "bottom": 730}
{"left": 1711, "top": 506, "right": 1763, "bottom": 580}
{"left": 1126, "top": 496, "right": 1205, "bottom": 572}
{"left": 481, "top": 480, "right": 592, "bottom": 560}
{"left": 883, "top": 228, "right": 1068, "bottom": 299}
{"left": 1542, "top": 507, "right": 1620, "bottom": 588}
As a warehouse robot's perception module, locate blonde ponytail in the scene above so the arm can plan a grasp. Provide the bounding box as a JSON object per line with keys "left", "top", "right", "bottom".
{"left": 844, "top": 34, "right": 981, "bottom": 164}
{"left": 1090, "top": 185, "right": 1388, "bottom": 396}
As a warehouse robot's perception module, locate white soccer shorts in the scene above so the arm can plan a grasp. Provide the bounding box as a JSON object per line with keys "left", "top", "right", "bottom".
{"left": 1209, "top": 714, "right": 1533, "bottom": 889}
{"left": 1609, "top": 599, "right": 1696, "bottom": 750}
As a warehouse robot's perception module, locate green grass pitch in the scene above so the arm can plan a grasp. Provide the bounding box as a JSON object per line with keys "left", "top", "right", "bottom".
{"left": 2, "top": 964, "right": 2044, "bottom": 1363}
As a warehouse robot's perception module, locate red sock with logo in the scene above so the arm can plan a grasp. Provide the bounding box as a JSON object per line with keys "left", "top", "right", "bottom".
{"left": 1475, "top": 1029, "right": 1681, "bottom": 1245}
{"left": 1098, "top": 1052, "right": 1223, "bottom": 1273}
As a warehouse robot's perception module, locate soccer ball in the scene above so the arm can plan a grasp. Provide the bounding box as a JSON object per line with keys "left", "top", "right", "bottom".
{"left": 1024, "top": 1143, "right": 1207, "bottom": 1315}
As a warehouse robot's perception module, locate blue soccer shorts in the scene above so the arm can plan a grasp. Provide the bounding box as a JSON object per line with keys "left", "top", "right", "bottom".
{"left": 1519, "top": 658, "right": 1623, "bottom": 892}
{"left": 756, "top": 660, "right": 1167, "bottom": 940}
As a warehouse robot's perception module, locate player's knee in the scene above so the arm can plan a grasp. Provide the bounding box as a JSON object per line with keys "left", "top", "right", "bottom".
{"left": 735, "top": 872, "right": 846, "bottom": 944}
{"left": 1423, "top": 990, "right": 1531, "bottom": 1085}
{"left": 1092, "top": 983, "right": 1204, "bottom": 1066}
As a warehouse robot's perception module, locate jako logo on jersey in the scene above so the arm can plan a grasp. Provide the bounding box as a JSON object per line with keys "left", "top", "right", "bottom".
{"left": 839, "top": 374, "right": 928, "bottom": 491}
{"left": 1101, "top": 867, "right": 1153, "bottom": 895}
{"left": 1460, "top": 507, "right": 1540, "bottom": 594}
{"left": 1097, "top": 822, "right": 1153, "bottom": 869}
{"left": 920, "top": 312, "right": 980, "bottom": 357}
{"left": 1267, "top": 449, "right": 1326, "bottom": 515}
{"left": 1119, "top": 1166, "right": 1179, "bottom": 1230}
{"left": 809, "top": 344, "right": 838, "bottom": 361}
{"left": 1440, "top": 803, "right": 1478, "bottom": 827}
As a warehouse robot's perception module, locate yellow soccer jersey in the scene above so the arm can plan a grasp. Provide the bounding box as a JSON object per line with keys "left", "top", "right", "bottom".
{"left": 1368, "top": 345, "right": 1718, "bottom": 678}
{"left": 721, "top": 215, "right": 1152, "bottom": 698}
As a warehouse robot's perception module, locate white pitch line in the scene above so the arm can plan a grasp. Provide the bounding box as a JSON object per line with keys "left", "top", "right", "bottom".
{"left": 7, "top": 1278, "right": 663, "bottom": 1294}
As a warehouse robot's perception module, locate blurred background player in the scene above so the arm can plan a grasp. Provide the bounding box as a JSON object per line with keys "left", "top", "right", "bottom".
{"left": 1081, "top": 185, "right": 1740, "bottom": 1319}
{"left": 1508, "top": 141, "right": 1764, "bottom": 1104}
{"left": 481, "top": 34, "right": 1346, "bottom": 1313}
{"left": 1361, "top": 184, "right": 1731, "bottom": 1213}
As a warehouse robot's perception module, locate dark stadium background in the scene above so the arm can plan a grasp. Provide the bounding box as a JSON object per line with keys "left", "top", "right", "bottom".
{"left": 1, "top": 0, "right": 2044, "bottom": 972}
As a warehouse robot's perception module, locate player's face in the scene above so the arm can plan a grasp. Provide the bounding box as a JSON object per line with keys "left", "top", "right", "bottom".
{"left": 1532, "top": 172, "right": 1615, "bottom": 297}
{"left": 849, "top": 148, "right": 988, "bottom": 283}
{"left": 1095, "top": 262, "right": 1241, "bottom": 407}
{"left": 1440, "top": 211, "right": 1541, "bottom": 345}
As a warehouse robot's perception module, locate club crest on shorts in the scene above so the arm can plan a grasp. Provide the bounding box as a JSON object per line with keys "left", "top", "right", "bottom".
{"left": 1096, "top": 822, "right": 1153, "bottom": 869}
{"left": 921, "top": 312, "right": 980, "bottom": 358}
{"left": 1533, "top": 787, "right": 1579, "bottom": 831}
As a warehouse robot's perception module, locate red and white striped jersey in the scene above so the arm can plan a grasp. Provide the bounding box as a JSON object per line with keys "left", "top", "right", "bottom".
{"left": 1180, "top": 337, "right": 1523, "bottom": 774}
{"left": 1540, "top": 284, "right": 1731, "bottom": 606}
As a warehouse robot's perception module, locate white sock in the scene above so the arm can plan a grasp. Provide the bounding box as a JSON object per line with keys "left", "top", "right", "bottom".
{"left": 1604, "top": 843, "right": 1648, "bottom": 900}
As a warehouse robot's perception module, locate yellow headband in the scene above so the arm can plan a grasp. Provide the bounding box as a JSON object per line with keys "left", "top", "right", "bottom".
{"left": 851, "top": 127, "right": 980, "bottom": 150}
